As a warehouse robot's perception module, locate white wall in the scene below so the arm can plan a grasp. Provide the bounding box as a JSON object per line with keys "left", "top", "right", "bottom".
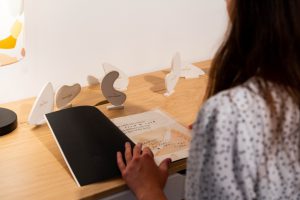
{"left": 0, "top": 0, "right": 228, "bottom": 103}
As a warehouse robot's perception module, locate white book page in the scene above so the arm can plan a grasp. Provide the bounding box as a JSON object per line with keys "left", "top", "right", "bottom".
{"left": 111, "top": 110, "right": 191, "bottom": 164}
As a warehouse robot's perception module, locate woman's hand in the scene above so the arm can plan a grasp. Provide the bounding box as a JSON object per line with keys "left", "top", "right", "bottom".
{"left": 117, "top": 142, "right": 171, "bottom": 200}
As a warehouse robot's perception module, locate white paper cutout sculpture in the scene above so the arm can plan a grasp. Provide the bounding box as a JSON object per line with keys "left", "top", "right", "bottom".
{"left": 164, "top": 52, "right": 181, "bottom": 96}
{"left": 101, "top": 71, "right": 126, "bottom": 110}
{"left": 180, "top": 63, "right": 205, "bottom": 79}
{"left": 172, "top": 52, "right": 205, "bottom": 79}
{"left": 55, "top": 83, "right": 81, "bottom": 109}
{"left": 87, "top": 75, "right": 100, "bottom": 86}
{"left": 28, "top": 82, "right": 55, "bottom": 125}
{"left": 102, "top": 63, "right": 129, "bottom": 91}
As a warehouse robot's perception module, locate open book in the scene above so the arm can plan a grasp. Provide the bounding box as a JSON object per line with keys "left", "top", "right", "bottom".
{"left": 45, "top": 106, "right": 191, "bottom": 187}
{"left": 111, "top": 109, "right": 191, "bottom": 165}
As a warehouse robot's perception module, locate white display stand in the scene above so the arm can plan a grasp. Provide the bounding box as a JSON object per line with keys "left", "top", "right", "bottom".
{"left": 28, "top": 82, "right": 55, "bottom": 125}
{"left": 164, "top": 52, "right": 181, "bottom": 96}
{"left": 28, "top": 82, "right": 82, "bottom": 125}
{"left": 87, "top": 75, "right": 100, "bottom": 86}
{"left": 103, "top": 63, "right": 129, "bottom": 91}
{"left": 55, "top": 83, "right": 81, "bottom": 109}
{"left": 101, "top": 71, "right": 127, "bottom": 110}
{"left": 180, "top": 63, "right": 205, "bottom": 79}
{"left": 164, "top": 52, "right": 205, "bottom": 96}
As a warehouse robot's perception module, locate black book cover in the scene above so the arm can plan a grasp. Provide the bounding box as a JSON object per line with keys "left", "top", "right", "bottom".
{"left": 45, "top": 106, "right": 135, "bottom": 186}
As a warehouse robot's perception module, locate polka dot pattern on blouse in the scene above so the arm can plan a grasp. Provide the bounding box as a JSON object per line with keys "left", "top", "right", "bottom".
{"left": 185, "top": 78, "right": 300, "bottom": 200}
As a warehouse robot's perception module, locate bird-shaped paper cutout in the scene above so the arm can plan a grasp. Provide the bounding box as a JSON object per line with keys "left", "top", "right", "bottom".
{"left": 101, "top": 71, "right": 126, "bottom": 109}
{"left": 102, "top": 63, "right": 129, "bottom": 91}
{"left": 55, "top": 84, "right": 81, "bottom": 109}
{"left": 28, "top": 82, "right": 55, "bottom": 125}
{"left": 164, "top": 52, "right": 181, "bottom": 96}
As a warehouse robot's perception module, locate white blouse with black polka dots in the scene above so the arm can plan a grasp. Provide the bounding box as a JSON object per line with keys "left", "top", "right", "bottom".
{"left": 186, "top": 78, "right": 300, "bottom": 200}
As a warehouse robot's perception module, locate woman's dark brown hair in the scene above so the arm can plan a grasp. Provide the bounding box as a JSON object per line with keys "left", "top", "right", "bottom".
{"left": 206, "top": 0, "right": 300, "bottom": 106}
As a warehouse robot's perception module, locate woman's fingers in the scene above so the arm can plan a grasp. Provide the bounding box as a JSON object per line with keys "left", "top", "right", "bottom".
{"left": 116, "top": 151, "right": 126, "bottom": 172}
{"left": 125, "top": 142, "right": 133, "bottom": 163}
{"left": 119, "top": 143, "right": 154, "bottom": 172}
{"left": 133, "top": 143, "right": 142, "bottom": 158}
{"left": 142, "top": 147, "right": 154, "bottom": 158}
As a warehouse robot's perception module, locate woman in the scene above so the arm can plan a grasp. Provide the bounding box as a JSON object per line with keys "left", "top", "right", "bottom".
{"left": 117, "top": 0, "right": 300, "bottom": 199}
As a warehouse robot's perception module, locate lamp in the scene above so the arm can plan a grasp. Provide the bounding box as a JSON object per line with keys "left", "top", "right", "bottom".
{"left": 0, "top": 0, "right": 25, "bottom": 136}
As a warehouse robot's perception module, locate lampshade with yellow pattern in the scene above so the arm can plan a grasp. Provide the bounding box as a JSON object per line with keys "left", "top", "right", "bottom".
{"left": 0, "top": 0, "right": 25, "bottom": 67}
{"left": 0, "top": 0, "right": 24, "bottom": 136}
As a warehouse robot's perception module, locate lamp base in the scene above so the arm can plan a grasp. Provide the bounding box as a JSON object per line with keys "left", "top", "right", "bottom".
{"left": 0, "top": 108, "right": 17, "bottom": 136}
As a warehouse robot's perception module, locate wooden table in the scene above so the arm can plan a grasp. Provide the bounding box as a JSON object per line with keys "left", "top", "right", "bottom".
{"left": 0, "top": 60, "right": 210, "bottom": 200}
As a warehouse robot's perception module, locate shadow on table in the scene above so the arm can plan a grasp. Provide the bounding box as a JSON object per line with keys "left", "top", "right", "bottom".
{"left": 143, "top": 73, "right": 167, "bottom": 95}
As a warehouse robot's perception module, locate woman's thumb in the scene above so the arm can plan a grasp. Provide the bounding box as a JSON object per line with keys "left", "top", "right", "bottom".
{"left": 159, "top": 158, "right": 172, "bottom": 174}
